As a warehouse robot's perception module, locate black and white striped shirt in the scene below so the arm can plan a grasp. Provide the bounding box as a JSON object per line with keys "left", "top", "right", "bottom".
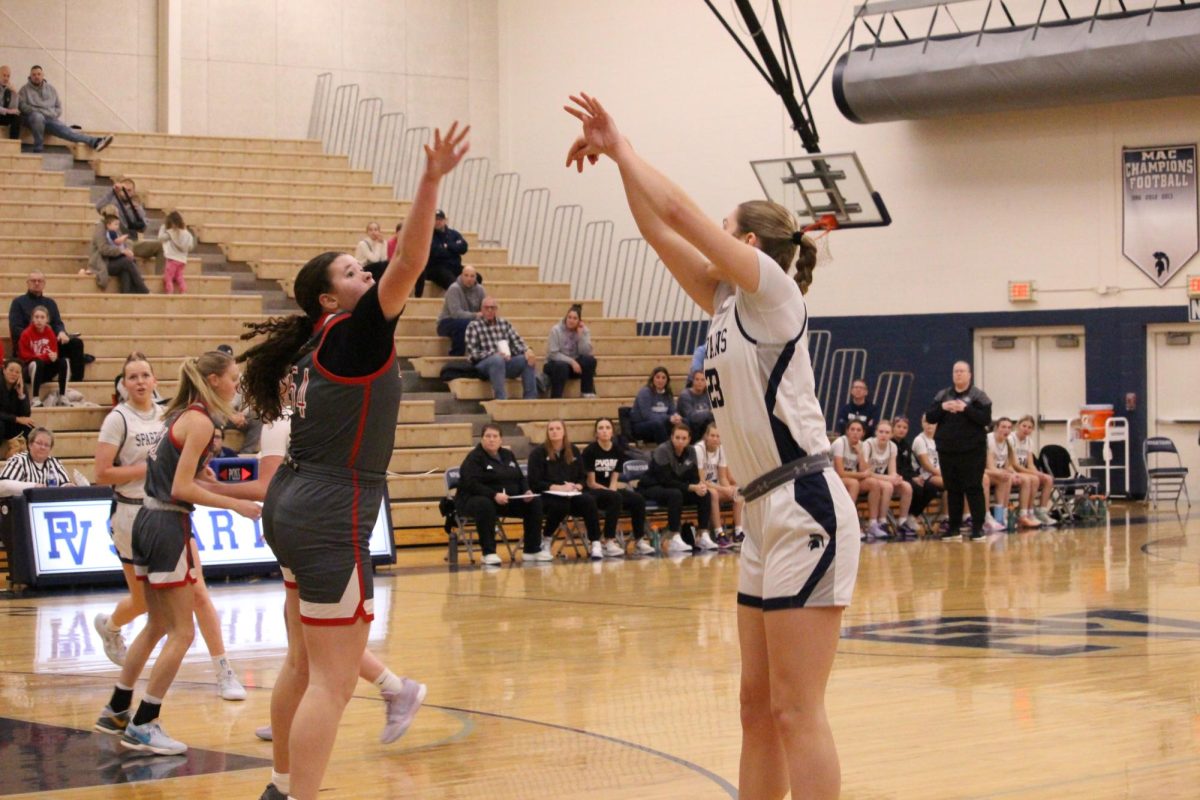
{"left": 0, "top": 452, "right": 70, "bottom": 485}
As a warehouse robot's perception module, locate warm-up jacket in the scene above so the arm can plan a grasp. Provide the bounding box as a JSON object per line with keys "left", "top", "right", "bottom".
{"left": 456, "top": 444, "right": 528, "bottom": 501}
{"left": 927, "top": 385, "right": 992, "bottom": 454}
{"left": 526, "top": 445, "right": 585, "bottom": 491}
{"left": 642, "top": 441, "right": 700, "bottom": 491}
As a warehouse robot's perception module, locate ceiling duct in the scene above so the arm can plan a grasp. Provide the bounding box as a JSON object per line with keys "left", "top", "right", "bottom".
{"left": 833, "top": 5, "right": 1200, "bottom": 124}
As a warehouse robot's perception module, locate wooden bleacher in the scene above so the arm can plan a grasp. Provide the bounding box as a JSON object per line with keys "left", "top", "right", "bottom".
{"left": 0, "top": 131, "right": 685, "bottom": 552}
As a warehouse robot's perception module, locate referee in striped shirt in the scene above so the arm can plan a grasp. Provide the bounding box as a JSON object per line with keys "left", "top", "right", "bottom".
{"left": 0, "top": 427, "right": 70, "bottom": 485}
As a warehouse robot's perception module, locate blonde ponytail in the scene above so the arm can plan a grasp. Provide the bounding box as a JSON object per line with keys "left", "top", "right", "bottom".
{"left": 735, "top": 200, "right": 820, "bottom": 294}
{"left": 162, "top": 351, "right": 237, "bottom": 424}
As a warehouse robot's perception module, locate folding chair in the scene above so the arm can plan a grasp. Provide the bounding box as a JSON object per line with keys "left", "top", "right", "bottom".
{"left": 620, "top": 459, "right": 660, "bottom": 550}
{"left": 1143, "top": 436, "right": 1190, "bottom": 510}
{"left": 444, "top": 467, "right": 515, "bottom": 565}
{"left": 1037, "top": 446, "right": 1102, "bottom": 524}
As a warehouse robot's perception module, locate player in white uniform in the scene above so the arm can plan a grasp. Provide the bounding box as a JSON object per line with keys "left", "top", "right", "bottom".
{"left": 91, "top": 353, "right": 247, "bottom": 700}
{"left": 983, "top": 417, "right": 1019, "bottom": 531}
{"left": 566, "top": 93, "right": 860, "bottom": 800}
{"left": 861, "top": 420, "right": 915, "bottom": 539}
{"left": 1010, "top": 414, "right": 1056, "bottom": 526}
{"left": 693, "top": 423, "right": 745, "bottom": 548}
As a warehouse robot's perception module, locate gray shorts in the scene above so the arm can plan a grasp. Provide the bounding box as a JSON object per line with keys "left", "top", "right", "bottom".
{"left": 131, "top": 507, "right": 197, "bottom": 588}
{"left": 263, "top": 465, "right": 377, "bottom": 626}
{"left": 108, "top": 500, "right": 141, "bottom": 564}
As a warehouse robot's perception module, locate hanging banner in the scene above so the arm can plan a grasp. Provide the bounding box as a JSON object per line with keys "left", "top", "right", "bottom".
{"left": 1122, "top": 145, "right": 1197, "bottom": 287}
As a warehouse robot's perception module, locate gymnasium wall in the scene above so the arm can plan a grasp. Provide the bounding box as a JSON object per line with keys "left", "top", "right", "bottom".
{"left": 496, "top": 0, "right": 1200, "bottom": 318}
{"left": 0, "top": 0, "right": 502, "bottom": 165}
{"left": 0, "top": 0, "right": 160, "bottom": 132}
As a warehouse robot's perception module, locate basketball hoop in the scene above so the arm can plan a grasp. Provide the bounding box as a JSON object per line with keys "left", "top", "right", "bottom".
{"left": 801, "top": 214, "right": 838, "bottom": 265}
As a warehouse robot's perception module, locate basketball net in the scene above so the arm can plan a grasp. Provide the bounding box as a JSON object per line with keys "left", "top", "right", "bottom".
{"left": 801, "top": 214, "right": 838, "bottom": 266}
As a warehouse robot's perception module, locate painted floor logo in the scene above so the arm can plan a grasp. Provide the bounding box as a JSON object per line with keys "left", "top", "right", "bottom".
{"left": 841, "top": 610, "right": 1200, "bottom": 656}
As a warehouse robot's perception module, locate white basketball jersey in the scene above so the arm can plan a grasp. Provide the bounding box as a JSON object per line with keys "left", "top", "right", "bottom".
{"left": 863, "top": 438, "right": 895, "bottom": 475}
{"left": 988, "top": 433, "right": 1010, "bottom": 469}
{"left": 1008, "top": 432, "right": 1033, "bottom": 468}
{"left": 97, "top": 402, "right": 166, "bottom": 499}
{"left": 704, "top": 250, "right": 830, "bottom": 485}
{"left": 831, "top": 436, "right": 860, "bottom": 471}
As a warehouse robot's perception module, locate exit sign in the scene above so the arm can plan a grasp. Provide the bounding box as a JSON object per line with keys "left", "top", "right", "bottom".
{"left": 1189, "top": 275, "right": 1200, "bottom": 297}
{"left": 1008, "top": 281, "right": 1034, "bottom": 303}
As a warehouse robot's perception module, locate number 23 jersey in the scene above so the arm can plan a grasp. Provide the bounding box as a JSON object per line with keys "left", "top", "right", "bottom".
{"left": 704, "top": 249, "right": 830, "bottom": 484}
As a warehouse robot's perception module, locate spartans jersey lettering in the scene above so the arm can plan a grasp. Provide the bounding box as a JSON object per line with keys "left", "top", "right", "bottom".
{"left": 704, "top": 250, "right": 829, "bottom": 484}
{"left": 98, "top": 402, "right": 165, "bottom": 499}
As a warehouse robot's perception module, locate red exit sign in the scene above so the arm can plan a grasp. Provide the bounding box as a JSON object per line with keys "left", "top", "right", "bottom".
{"left": 1008, "top": 281, "right": 1034, "bottom": 303}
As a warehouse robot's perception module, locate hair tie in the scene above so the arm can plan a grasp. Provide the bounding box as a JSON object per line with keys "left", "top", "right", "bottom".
{"left": 791, "top": 230, "right": 805, "bottom": 245}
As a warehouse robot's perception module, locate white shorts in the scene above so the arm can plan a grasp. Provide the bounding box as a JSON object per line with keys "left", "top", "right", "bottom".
{"left": 737, "top": 468, "right": 861, "bottom": 610}
{"left": 109, "top": 501, "right": 141, "bottom": 564}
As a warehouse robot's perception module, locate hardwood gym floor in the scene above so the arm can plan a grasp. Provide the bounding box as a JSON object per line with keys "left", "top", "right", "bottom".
{"left": 1, "top": 505, "right": 1198, "bottom": 799}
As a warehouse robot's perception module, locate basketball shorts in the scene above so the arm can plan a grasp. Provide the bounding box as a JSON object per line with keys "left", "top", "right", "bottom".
{"left": 108, "top": 501, "right": 140, "bottom": 564}
{"left": 737, "top": 467, "right": 861, "bottom": 610}
{"left": 263, "top": 465, "right": 376, "bottom": 626}
{"left": 131, "top": 507, "right": 198, "bottom": 588}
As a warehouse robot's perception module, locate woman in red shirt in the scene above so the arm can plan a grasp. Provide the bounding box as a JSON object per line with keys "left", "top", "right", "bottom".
{"left": 18, "top": 305, "right": 68, "bottom": 402}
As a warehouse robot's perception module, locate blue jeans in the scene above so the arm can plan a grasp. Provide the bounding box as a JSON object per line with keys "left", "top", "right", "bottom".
{"left": 475, "top": 353, "right": 536, "bottom": 400}
{"left": 24, "top": 111, "right": 99, "bottom": 151}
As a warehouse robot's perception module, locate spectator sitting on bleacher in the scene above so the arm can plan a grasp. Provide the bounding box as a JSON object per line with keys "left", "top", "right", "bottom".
{"left": 8, "top": 272, "right": 89, "bottom": 384}
{"left": 638, "top": 423, "right": 714, "bottom": 553}
{"left": 689, "top": 343, "right": 705, "bottom": 379}
{"left": 158, "top": 211, "right": 196, "bottom": 294}
{"left": 693, "top": 422, "right": 744, "bottom": 548}
{"left": 0, "top": 426, "right": 70, "bottom": 485}
{"left": 88, "top": 212, "right": 149, "bottom": 294}
{"left": 583, "top": 417, "right": 651, "bottom": 556}
{"left": 0, "top": 65, "right": 20, "bottom": 140}
{"left": 18, "top": 65, "right": 111, "bottom": 154}
{"left": 437, "top": 266, "right": 485, "bottom": 357}
{"left": 544, "top": 304, "right": 596, "bottom": 399}
{"left": 456, "top": 424, "right": 547, "bottom": 566}
{"left": 982, "top": 417, "right": 1018, "bottom": 531}
{"left": 676, "top": 369, "right": 714, "bottom": 442}
{"left": 94, "top": 178, "right": 164, "bottom": 271}
{"left": 355, "top": 221, "right": 389, "bottom": 269}
{"left": 209, "top": 428, "right": 238, "bottom": 460}
{"left": 465, "top": 297, "right": 537, "bottom": 400}
{"left": 1010, "top": 415, "right": 1056, "bottom": 527}
{"left": 18, "top": 306, "right": 69, "bottom": 405}
{"left": 630, "top": 366, "right": 681, "bottom": 444}
{"left": 386, "top": 221, "right": 403, "bottom": 261}
{"left": 836, "top": 379, "right": 879, "bottom": 437}
{"left": 415, "top": 209, "right": 468, "bottom": 297}
{"left": 861, "top": 419, "right": 915, "bottom": 539}
{"left": 527, "top": 419, "right": 604, "bottom": 559}
{"left": 831, "top": 419, "right": 870, "bottom": 530}
{"left": 0, "top": 359, "right": 34, "bottom": 448}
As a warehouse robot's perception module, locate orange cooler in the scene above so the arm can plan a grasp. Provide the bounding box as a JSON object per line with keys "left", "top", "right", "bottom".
{"left": 1079, "top": 404, "right": 1114, "bottom": 440}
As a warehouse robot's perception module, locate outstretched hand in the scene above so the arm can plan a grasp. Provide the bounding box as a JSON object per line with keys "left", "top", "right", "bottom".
{"left": 424, "top": 122, "right": 471, "bottom": 179}
{"left": 563, "top": 92, "right": 623, "bottom": 172}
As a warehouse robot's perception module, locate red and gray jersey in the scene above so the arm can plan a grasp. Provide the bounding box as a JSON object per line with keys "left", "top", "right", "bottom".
{"left": 144, "top": 402, "right": 213, "bottom": 510}
{"left": 287, "top": 313, "right": 403, "bottom": 479}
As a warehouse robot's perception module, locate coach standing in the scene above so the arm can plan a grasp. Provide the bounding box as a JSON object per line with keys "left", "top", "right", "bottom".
{"left": 927, "top": 361, "right": 992, "bottom": 541}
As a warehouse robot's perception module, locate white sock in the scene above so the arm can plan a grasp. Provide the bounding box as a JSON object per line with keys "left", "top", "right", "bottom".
{"left": 373, "top": 668, "right": 404, "bottom": 695}
{"left": 271, "top": 771, "right": 290, "bottom": 794}
{"left": 213, "top": 655, "right": 230, "bottom": 674}
{"left": 734, "top": 526, "right": 744, "bottom": 535}
{"left": 898, "top": 516, "right": 908, "bottom": 525}
{"left": 104, "top": 616, "right": 121, "bottom": 633}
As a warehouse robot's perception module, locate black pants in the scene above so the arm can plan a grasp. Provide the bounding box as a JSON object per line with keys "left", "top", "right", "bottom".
{"left": 906, "top": 478, "right": 941, "bottom": 518}
{"left": 591, "top": 488, "right": 647, "bottom": 540}
{"left": 637, "top": 485, "right": 711, "bottom": 532}
{"left": 55, "top": 334, "right": 87, "bottom": 382}
{"left": 457, "top": 494, "right": 543, "bottom": 555}
{"left": 106, "top": 257, "right": 150, "bottom": 294}
{"left": 1, "top": 113, "right": 19, "bottom": 140}
{"left": 543, "top": 355, "right": 597, "bottom": 398}
{"left": 30, "top": 359, "right": 68, "bottom": 396}
{"left": 414, "top": 262, "right": 459, "bottom": 298}
{"left": 436, "top": 318, "right": 472, "bottom": 356}
{"left": 1, "top": 419, "right": 32, "bottom": 443}
{"left": 632, "top": 418, "right": 672, "bottom": 444}
{"left": 542, "top": 493, "right": 601, "bottom": 542}
{"left": 939, "top": 448, "right": 986, "bottom": 533}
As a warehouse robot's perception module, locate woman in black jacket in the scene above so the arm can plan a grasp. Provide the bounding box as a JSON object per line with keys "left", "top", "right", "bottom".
{"left": 527, "top": 419, "right": 603, "bottom": 559}
{"left": 637, "top": 422, "right": 711, "bottom": 554}
{"left": 583, "top": 417, "right": 652, "bottom": 556}
{"left": 0, "top": 359, "right": 34, "bottom": 446}
{"left": 926, "top": 361, "right": 993, "bottom": 541}
{"left": 455, "top": 424, "right": 546, "bottom": 565}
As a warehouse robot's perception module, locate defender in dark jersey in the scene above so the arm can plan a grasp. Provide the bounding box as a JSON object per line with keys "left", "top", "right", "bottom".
{"left": 94, "top": 351, "right": 262, "bottom": 757}
{"left": 240, "top": 122, "right": 469, "bottom": 800}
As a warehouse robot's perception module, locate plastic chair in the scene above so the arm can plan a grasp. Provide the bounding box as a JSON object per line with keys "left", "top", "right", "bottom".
{"left": 1037, "top": 445, "right": 1101, "bottom": 523}
{"left": 1143, "top": 436, "right": 1190, "bottom": 510}
{"left": 444, "top": 467, "right": 515, "bottom": 565}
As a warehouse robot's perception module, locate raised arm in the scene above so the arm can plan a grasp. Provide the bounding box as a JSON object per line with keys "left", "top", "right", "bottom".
{"left": 377, "top": 123, "right": 470, "bottom": 319}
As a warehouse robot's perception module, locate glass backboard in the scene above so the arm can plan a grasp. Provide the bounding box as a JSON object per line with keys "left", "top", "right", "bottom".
{"left": 751, "top": 152, "right": 891, "bottom": 229}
